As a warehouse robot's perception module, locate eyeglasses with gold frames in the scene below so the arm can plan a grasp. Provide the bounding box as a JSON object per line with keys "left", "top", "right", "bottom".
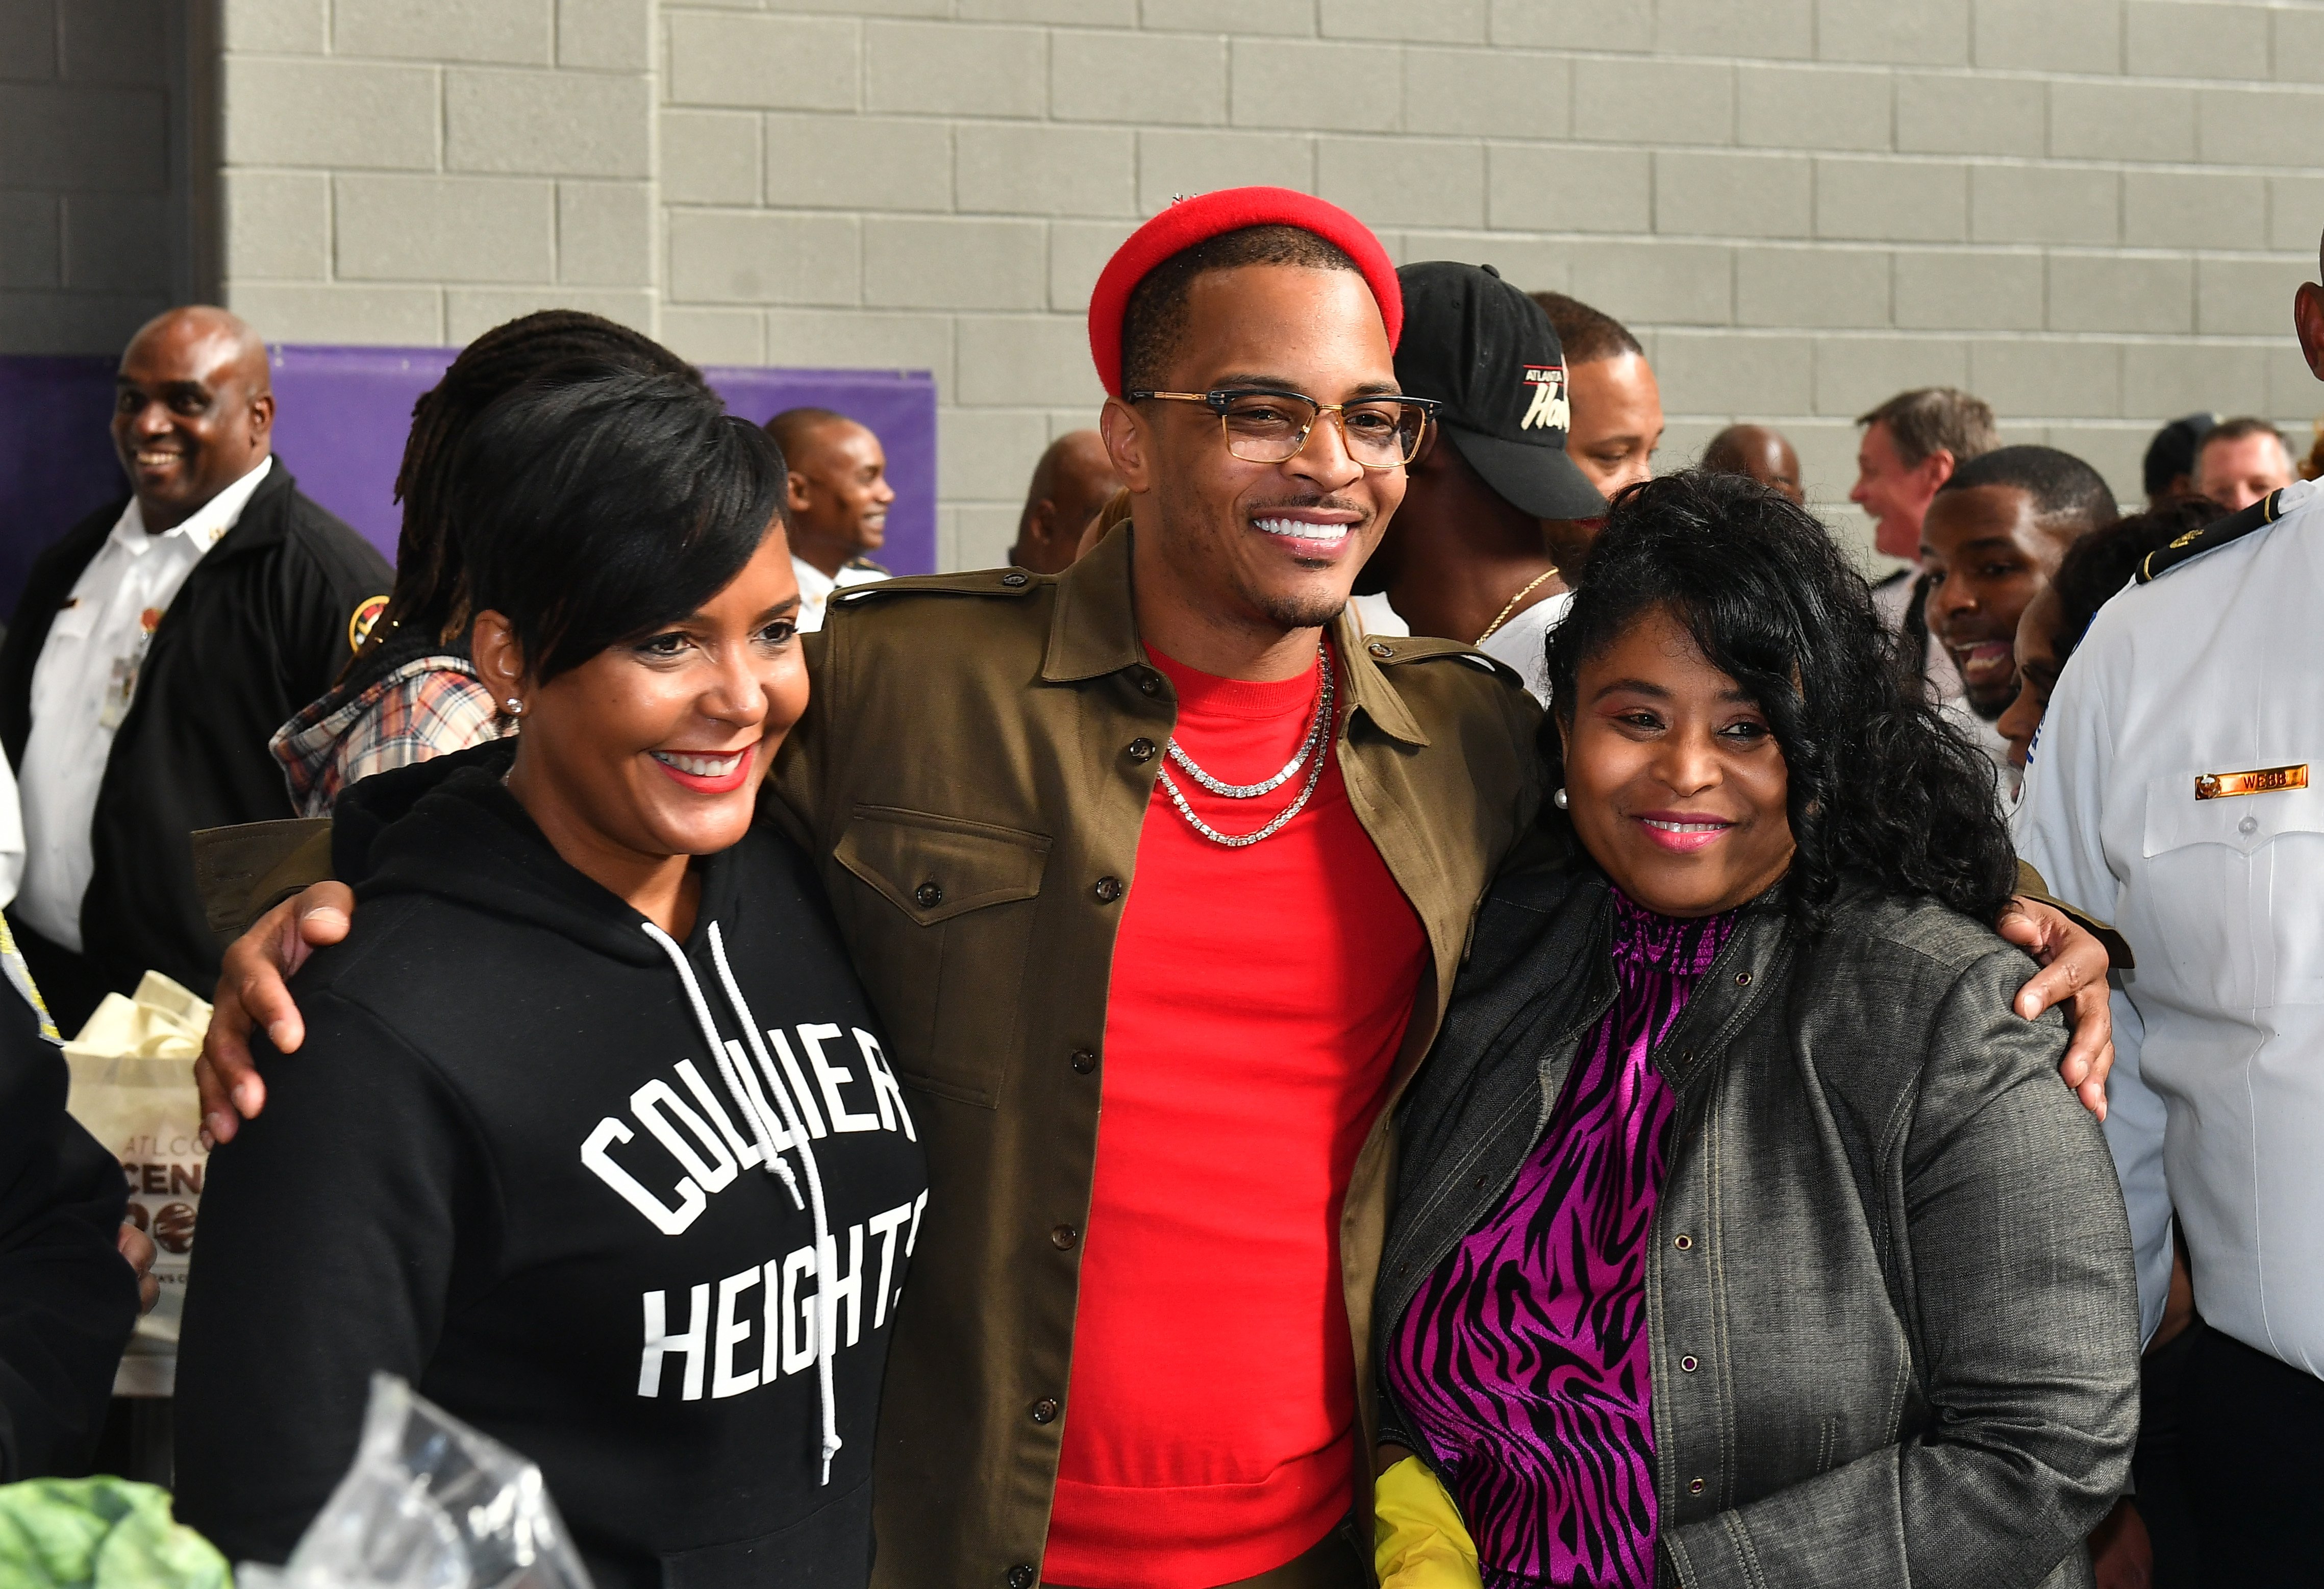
{"left": 1126, "top": 386, "right": 1441, "bottom": 470}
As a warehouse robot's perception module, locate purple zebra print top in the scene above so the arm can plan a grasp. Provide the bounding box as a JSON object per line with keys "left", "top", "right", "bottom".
{"left": 1386, "top": 888, "right": 1737, "bottom": 1589}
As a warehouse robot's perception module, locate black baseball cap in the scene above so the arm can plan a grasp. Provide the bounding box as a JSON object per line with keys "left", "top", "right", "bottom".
{"left": 1393, "top": 261, "right": 1607, "bottom": 520}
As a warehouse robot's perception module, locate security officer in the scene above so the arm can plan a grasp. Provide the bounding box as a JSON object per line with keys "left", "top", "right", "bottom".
{"left": 2015, "top": 227, "right": 2324, "bottom": 1580}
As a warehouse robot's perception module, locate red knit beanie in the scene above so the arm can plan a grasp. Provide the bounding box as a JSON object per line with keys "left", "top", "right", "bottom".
{"left": 1085, "top": 187, "right": 1403, "bottom": 398}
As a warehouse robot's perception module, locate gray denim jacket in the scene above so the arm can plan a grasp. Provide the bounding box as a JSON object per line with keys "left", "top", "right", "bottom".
{"left": 1375, "top": 862, "right": 2139, "bottom": 1588}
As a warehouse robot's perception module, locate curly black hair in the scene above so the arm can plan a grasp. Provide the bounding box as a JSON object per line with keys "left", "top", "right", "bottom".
{"left": 2048, "top": 494, "right": 2221, "bottom": 667}
{"left": 1542, "top": 469, "right": 2018, "bottom": 929}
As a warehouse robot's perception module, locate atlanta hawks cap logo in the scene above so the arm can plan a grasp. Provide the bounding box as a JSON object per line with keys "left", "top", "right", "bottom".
{"left": 1520, "top": 365, "right": 1570, "bottom": 434}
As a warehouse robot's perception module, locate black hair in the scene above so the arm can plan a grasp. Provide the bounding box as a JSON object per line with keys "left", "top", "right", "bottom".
{"left": 1529, "top": 291, "right": 1641, "bottom": 367}
{"left": 1121, "top": 225, "right": 1359, "bottom": 393}
{"left": 765, "top": 405, "right": 851, "bottom": 464}
{"left": 1935, "top": 443, "right": 2117, "bottom": 531}
{"left": 339, "top": 311, "right": 706, "bottom": 701}
{"left": 2141, "top": 411, "right": 2218, "bottom": 499}
{"left": 1543, "top": 469, "right": 2017, "bottom": 930}
{"left": 452, "top": 363, "right": 786, "bottom": 684}
{"left": 2048, "top": 495, "right": 2220, "bottom": 667}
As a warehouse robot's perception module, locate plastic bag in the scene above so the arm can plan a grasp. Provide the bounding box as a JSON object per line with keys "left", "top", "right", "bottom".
{"left": 0, "top": 1474, "right": 232, "bottom": 1588}
{"left": 63, "top": 971, "right": 212, "bottom": 1382}
{"left": 236, "top": 1375, "right": 591, "bottom": 1589}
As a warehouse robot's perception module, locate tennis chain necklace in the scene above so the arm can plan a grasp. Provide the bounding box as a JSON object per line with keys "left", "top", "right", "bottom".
{"left": 1155, "top": 642, "right": 1335, "bottom": 849}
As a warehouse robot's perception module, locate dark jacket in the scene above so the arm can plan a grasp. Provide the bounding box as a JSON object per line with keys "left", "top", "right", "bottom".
{"left": 175, "top": 749, "right": 929, "bottom": 1588}
{"left": 0, "top": 964, "right": 138, "bottom": 1481}
{"left": 1375, "top": 861, "right": 2141, "bottom": 1589}
{"left": 0, "top": 462, "right": 391, "bottom": 1023}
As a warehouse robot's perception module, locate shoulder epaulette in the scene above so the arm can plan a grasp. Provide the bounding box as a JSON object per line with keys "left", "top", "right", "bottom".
{"left": 2137, "top": 488, "right": 2287, "bottom": 583}
{"left": 833, "top": 567, "right": 1044, "bottom": 606}
{"left": 1358, "top": 634, "right": 1508, "bottom": 678}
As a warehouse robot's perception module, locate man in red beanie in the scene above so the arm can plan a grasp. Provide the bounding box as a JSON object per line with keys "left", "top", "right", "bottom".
{"left": 195, "top": 188, "right": 2118, "bottom": 1589}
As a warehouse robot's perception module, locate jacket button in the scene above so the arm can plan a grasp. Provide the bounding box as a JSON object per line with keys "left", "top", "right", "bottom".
{"left": 1689, "top": 1477, "right": 1706, "bottom": 1495}
{"left": 1001, "top": 570, "right": 1029, "bottom": 587}
{"left": 1070, "top": 1048, "right": 1096, "bottom": 1074}
{"left": 1128, "top": 737, "right": 1157, "bottom": 762}
{"left": 1093, "top": 876, "right": 1123, "bottom": 903}
{"left": 1734, "top": 970, "right": 1752, "bottom": 986}
{"left": 1138, "top": 672, "right": 1162, "bottom": 696}
{"left": 1681, "top": 1354, "right": 1698, "bottom": 1373}
{"left": 1368, "top": 640, "right": 1393, "bottom": 658}
{"left": 914, "top": 880, "right": 943, "bottom": 908}
{"left": 1031, "top": 1398, "right": 1059, "bottom": 1424}
{"left": 1673, "top": 1233, "right": 1693, "bottom": 1250}
{"left": 1008, "top": 1568, "right": 1036, "bottom": 1589}
{"left": 1051, "top": 1224, "right": 1078, "bottom": 1250}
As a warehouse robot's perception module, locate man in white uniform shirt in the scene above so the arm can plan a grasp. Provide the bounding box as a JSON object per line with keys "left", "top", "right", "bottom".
{"left": 2015, "top": 233, "right": 2324, "bottom": 1580}
{"left": 0, "top": 308, "right": 389, "bottom": 1031}
{"left": 764, "top": 406, "right": 893, "bottom": 632}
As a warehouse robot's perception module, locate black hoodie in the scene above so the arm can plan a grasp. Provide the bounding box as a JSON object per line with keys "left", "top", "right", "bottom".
{"left": 174, "top": 747, "right": 928, "bottom": 1587}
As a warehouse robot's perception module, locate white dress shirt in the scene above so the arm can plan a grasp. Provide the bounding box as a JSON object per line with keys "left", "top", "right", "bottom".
{"left": 792, "top": 554, "right": 888, "bottom": 634}
{"left": 16, "top": 457, "right": 272, "bottom": 951}
{"left": 2016, "top": 474, "right": 2324, "bottom": 1376}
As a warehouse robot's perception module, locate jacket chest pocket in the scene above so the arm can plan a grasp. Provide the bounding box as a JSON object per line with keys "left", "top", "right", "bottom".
{"left": 833, "top": 806, "right": 1049, "bottom": 1107}
{"left": 2141, "top": 768, "right": 2324, "bottom": 1008}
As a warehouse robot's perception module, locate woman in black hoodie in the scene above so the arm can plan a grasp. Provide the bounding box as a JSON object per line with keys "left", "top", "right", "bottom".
{"left": 176, "top": 366, "right": 928, "bottom": 1587}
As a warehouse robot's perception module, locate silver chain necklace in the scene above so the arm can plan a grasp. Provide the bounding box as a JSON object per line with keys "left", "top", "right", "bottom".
{"left": 1154, "top": 644, "right": 1335, "bottom": 849}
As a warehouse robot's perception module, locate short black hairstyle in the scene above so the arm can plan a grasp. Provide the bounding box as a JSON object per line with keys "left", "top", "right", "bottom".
{"left": 1120, "top": 224, "right": 1360, "bottom": 393}
{"left": 2141, "top": 411, "right": 2218, "bottom": 499}
{"left": 1543, "top": 469, "right": 2017, "bottom": 930}
{"left": 1936, "top": 443, "right": 2117, "bottom": 532}
{"left": 453, "top": 362, "right": 786, "bottom": 684}
{"left": 765, "top": 405, "right": 852, "bottom": 463}
{"left": 2048, "top": 495, "right": 2221, "bottom": 668}
{"left": 1530, "top": 291, "right": 1642, "bottom": 366}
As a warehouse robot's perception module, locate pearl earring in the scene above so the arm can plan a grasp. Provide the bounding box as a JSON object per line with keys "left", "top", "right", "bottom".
{"left": 1553, "top": 786, "right": 1569, "bottom": 809}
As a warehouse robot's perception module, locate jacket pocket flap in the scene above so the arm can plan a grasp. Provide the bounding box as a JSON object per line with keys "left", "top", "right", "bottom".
{"left": 835, "top": 806, "right": 1049, "bottom": 925}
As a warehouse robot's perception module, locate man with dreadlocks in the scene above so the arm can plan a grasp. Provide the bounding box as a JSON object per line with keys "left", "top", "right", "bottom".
{"left": 269, "top": 310, "right": 709, "bottom": 817}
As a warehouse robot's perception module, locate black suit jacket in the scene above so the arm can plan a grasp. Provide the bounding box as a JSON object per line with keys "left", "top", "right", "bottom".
{"left": 0, "top": 461, "right": 392, "bottom": 1012}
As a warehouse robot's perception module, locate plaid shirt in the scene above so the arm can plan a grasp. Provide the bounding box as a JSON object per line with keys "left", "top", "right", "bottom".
{"left": 270, "top": 655, "right": 509, "bottom": 817}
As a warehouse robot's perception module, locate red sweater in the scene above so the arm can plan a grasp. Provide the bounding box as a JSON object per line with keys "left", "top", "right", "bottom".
{"left": 1042, "top": 646, "right": 1430, "bottom": 1588}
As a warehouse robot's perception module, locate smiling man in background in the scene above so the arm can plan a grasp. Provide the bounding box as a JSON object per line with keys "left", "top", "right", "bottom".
{"left": 1918, "top": 444, "right": 2116, "bottom": 797}
{"left": 766, "top": 406, "right": 895, "bottom": 630}
{"left": 0, "top": 306, "right": 389, "bottom": 1031}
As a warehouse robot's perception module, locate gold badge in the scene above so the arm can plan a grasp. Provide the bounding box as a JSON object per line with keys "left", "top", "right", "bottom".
{"left": 2194, "top": 764, "right": 2309, "bottom": 800}
{"left": 348, "top": 594, "right": 389, "bottom": 654}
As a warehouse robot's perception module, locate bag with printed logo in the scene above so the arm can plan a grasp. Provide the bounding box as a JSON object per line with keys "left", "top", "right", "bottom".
{"left": 62, "top": 970, "right": 212, "bottom": 1383}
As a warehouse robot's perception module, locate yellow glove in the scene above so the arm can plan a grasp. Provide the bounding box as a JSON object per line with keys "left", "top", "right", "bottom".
{"left": 1373, "top": 1454, "right": 1483, "bottom": 1589}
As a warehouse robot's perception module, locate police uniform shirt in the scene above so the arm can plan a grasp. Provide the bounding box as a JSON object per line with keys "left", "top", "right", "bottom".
{"left": 2016, "top": 474, "right": 2324, "bottom": 1377}
{"left": 16, "top": 457, "right": 273, "bottom": 953}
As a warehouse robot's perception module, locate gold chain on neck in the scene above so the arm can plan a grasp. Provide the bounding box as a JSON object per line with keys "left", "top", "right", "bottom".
{"left": 1476, "top": 566, "right": 1561, "bottom": 644}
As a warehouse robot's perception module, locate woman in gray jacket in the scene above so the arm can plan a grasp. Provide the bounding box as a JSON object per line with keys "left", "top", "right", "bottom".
{"left": 1372, "top": 470, "right": 2139, "bottom": 1589}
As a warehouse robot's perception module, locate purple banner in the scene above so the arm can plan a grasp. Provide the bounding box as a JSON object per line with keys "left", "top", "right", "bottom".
{"left": 0, "top": 347, "right": 940, "bottom": 623}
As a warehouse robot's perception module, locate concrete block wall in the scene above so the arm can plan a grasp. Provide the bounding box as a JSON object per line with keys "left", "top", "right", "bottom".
{"left": 0, "top": 0, "right": 190, "bottom": 353}
{"left": 653, "top": 0, "right": 2324, "bottom": 572}
{"left": 214, "top": 0, "right": 659, "bottom": 346}
{"left": 16, "top": 0, "right": 2324, "bottom": 572}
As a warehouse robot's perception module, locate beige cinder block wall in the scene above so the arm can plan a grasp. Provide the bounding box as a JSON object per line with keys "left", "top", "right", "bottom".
{"left": 14, "top": 1, "right": 2324, "bottom": 574}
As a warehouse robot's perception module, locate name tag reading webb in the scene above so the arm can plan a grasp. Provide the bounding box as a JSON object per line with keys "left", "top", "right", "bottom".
{"left": 2194, "top": 764, "right": 2309, "bottom": 800}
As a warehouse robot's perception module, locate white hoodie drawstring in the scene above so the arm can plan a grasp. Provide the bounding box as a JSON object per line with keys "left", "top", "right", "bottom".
{"left": 706, "top": 922, "right": 842, "bottom": 1485}
{"left": 641, "top": 923, "right": 803, "bottom": 1212}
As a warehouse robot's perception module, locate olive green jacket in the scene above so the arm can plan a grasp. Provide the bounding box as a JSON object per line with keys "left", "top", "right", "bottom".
{"left": 776, "top": 526, "right": 1545, "bottom": 1587}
